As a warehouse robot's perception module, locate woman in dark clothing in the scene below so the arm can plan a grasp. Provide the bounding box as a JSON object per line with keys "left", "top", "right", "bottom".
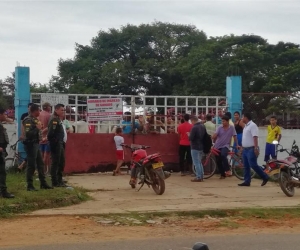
{"left": 233, "top": 111, "right": 245, "bottom": 149}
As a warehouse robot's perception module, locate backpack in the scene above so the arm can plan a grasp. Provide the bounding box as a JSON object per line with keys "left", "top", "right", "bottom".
{"left": 202, "top": 127, "right": 212, "bottom": 154}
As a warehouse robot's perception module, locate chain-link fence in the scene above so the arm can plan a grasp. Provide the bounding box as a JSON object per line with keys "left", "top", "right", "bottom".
{"left": 242, "top": 93, "right": 300, "bottom": 128}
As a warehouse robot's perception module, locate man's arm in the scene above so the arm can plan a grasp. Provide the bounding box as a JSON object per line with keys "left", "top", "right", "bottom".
{"left": 251, "top": 125, "right": 259, "bottom": 156}
{"left": 136, "top": 121, "right": 144, "bottom": 131}
{"left": 47, "top": 118, "right": 58, "bottom": 141}
{"left": 211, "top": 127, "right": 219, "bottom": 141}
{"left": 189, "top": 127, "right": 196, "bottom": 142}
{"left": 233, "top": 135, "right": 239, "bottom": 146}
{"left": 277, "top": 127, "right": 282, "bottom": 142}
{"left": 5, "top": 117, "right": 14, "bottom": 124}
{"left": 232, "top": 127, "right": 239, "bottom": 147}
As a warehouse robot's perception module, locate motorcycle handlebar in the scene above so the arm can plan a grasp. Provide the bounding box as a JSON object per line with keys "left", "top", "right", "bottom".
{"left": 276, "top": 144, "right": 290, "bottom": 154}
{"left": 121, "top": 144, "right": 151, "bottom": 150}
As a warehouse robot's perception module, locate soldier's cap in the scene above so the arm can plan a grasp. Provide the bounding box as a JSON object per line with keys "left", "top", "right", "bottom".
{"left": 42, "top": 102, "right": 51, "bottom": 109}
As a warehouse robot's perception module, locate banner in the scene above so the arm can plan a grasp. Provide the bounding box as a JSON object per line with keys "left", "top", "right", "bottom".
{"left": 40, "top": 94, "right": 68, "bottom": 107}
{"left": 87, "top": 98, "right": 123, "bottom": 121}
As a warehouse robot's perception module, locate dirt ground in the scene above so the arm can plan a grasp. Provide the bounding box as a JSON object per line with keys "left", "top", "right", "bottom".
{"left": 1, "top": 215, "right": 300, "bottom": 248}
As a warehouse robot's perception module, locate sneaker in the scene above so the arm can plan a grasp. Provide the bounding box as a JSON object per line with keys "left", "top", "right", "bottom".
{"left": 0, "top": 190, "right": 14, "bottom": 198}
{"left": 191, "top": 178, "right": 203, "bottom": 182}
{"left": 129, "top": 178, "right": 136, "bottom": 186}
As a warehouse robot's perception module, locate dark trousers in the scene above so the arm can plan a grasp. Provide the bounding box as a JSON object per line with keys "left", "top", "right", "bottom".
{"left": 179, "top": 145, "right": 192, "bottom": 172}
{"left": 25, "top": 143, "right": 46, "bottom": 187}
{"left": 216, "top": 147, "right": 230, "bottom": 177}
{"left": 62, "top": 142, "right": 66, "bottom": 174}
{"left": 50, "top": 142, "right": 65, "bottom": 185}
{"left": 0, "top": 152, "right": 7, "bottom": 192}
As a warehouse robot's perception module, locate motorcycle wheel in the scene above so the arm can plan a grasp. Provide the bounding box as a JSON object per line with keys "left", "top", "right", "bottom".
{"left": 278, "top": 171, "right": 295, "bottom": 197}
{"left": 150, "top": 170, "right": 165, "bottom": 195}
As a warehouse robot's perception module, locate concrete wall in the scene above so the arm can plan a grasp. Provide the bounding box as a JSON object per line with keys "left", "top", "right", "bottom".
{"left": 257, "top": 127, "right": 300, "bottom": 164}
{"left": 64, "top": 127, "right": 300, "bottom": 173}
{"left": 65, "top": 133, "right": 179, "bottom": 173}
{"left": 4, "top": 123, "right": 300, "bottom": 172}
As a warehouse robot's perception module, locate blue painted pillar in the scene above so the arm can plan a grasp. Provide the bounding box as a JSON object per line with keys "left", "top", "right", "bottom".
{"left": 226, "top": 76, "right": 242, "bottom": 116}
{"left": 14, "top": 67, "right": 30, "bottom": 158}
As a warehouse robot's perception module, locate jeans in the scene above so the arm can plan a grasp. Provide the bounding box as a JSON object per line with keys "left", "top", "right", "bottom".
{"left": 191, "top": 149, "right": 204, "bottom": 179}
{"left": 243, "top": 147, "right": 269, "bottom": 184}
{"left": 179, "top": 145, "right": 192, "bottom": 173}
{"left": 215, "top": 147, "right": 230, "bottom": 177}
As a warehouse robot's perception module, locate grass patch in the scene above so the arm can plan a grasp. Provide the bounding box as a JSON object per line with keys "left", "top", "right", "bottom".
{"left": 0, "top": 173, "right": 90, "bottom": 218}
{"left": 218, "top": 219, "right": 240, "bottom": 229}
{"left": 91, "top": 207, "right": 300, "bottom": 226}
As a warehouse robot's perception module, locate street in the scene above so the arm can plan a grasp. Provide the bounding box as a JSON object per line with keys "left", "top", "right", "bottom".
{"left": 2, "top": 234, "right": 299, "bottom": 250}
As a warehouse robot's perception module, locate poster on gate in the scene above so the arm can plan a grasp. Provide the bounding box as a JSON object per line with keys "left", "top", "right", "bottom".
{"left": 40, "top": 94, "right": 68, "bottom": 107}
{"left": 87, "top": 98, "right": 123, "bottom": 121}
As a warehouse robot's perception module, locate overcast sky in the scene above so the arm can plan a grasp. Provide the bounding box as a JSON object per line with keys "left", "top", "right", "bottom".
{"left": 0, "top": 0, "right": 299, "bottom": 84}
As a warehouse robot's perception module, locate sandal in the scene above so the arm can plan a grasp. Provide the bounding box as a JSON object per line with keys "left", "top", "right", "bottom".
{"left": 225, "top": 171, "right": 232, "bottom": 177}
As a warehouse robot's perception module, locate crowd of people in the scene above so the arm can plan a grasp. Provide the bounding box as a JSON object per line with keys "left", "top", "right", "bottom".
{"left": 0, "top": 102, "right": 71, "bottom": 198}
{"left": 176, "top": 111, "right": 281, "bottom": 186}
{"left": 119, "top": 109, "right": 226, "bottom": 135}
{"left": 0, "top": 102, "right": 282, "bottom": 199}
{"left": 111, "top": 109, "right": 282, "bottom": 188}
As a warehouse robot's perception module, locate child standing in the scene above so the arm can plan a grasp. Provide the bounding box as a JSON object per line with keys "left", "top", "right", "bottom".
{"left": 113, "top": 128, "right": 124, "bottom": 176}
{"left": 265, "top": 116, "right": 282, "bottom": 163}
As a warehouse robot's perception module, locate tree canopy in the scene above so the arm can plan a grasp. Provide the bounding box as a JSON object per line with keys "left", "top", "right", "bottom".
{"left": 2, "top": 21, "right": 300, "bottom": 123}
{"left": 51, "top": 22, "right": 300, "bottom": 99}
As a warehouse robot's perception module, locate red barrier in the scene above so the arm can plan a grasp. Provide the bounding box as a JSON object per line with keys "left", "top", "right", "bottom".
{"left": 65, "top": 133, "right": 179, "bottom": 173}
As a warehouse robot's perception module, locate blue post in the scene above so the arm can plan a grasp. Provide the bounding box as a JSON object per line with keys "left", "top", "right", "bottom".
{"left": 226, "top": 76, "right": 242, "bottom": 116}
{"left": 14, "top": 67, "right": 30, "bottom": 158}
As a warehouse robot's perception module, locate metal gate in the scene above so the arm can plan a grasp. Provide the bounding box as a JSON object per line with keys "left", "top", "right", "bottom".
{"left": 31, "top": 93, "right": 227, "bottom": 133}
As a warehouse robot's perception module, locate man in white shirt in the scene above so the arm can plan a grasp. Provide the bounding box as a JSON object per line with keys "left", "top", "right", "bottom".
{"left": 238, "top": 113, "right": 269, "bottom": 187}
{"left": 61, "top": 113, "right": 70, "bottom": 184}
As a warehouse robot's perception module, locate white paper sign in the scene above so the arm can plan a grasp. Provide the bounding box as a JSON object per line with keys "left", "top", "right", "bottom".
{"left": 40, "top": 94, "right": 69, "bottom": 107}
{"left": 87, "top": 98, "right": 123, "bottom": 121}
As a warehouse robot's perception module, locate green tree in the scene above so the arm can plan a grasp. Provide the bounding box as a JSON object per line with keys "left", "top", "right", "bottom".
{"left": 53, "top": 21, "right": 207, "bottom": 95}
{"left": 0, "top": 73, "right": 53, "bottom": 109}
{"left": 179, "top": 34, "right": 300, "bottom": 123}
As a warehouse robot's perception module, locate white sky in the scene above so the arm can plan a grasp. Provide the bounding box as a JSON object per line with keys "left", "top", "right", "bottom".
{"left": 0, "top": 0, "right": 299, "bottom": 84}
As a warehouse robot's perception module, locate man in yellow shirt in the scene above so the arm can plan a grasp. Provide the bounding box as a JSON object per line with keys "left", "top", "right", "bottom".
{"left": 264, "top": 116, "right": 282, "bottom": 163}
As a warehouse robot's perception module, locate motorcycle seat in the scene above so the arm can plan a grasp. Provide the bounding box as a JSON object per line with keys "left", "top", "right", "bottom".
{"left": 277, "top": 156, "right": 297, "bottom": 165}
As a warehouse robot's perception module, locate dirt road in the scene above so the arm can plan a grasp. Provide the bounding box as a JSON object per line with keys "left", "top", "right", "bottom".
{"left": 1, "top": 215, "right": 300, "bottom": 249}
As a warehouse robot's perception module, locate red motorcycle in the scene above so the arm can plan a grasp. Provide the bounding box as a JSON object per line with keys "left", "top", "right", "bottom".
{"left": 267, "top": 140, "right": 300, "bottom": 197}
{"left": 121, "top": 144, "right": 171, "bottom": 195}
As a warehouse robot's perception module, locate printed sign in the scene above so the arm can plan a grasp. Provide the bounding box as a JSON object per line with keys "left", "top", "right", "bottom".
{"left": 40, "top": 94, "right": 69, "bottom": 107}
{"left": 87, "top": 98, "right": 123, "bottom": 121}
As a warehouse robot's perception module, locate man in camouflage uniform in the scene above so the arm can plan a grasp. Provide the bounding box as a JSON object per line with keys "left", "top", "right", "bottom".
{"left": 0, "top": 108, "right": 14, "bottom": 198}
{"left": 22, "top": 104, "right": 52, "bottom": 191}
{"left": 47, "top": 104, "right": 67, "bottom": 187}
